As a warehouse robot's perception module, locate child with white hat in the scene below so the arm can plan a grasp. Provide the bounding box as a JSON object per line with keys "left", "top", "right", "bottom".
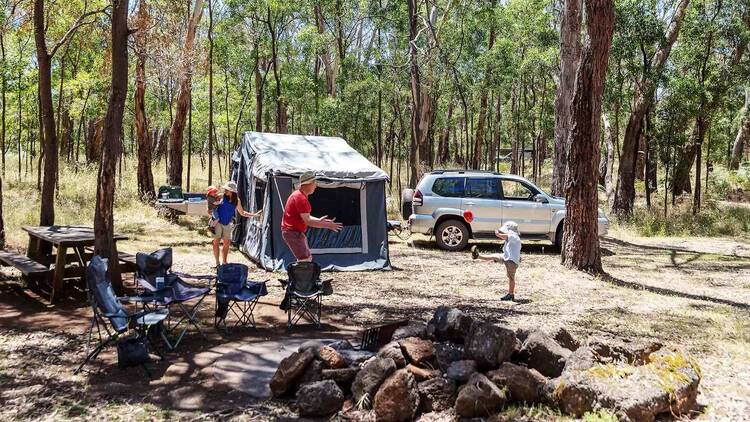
{"left": 471, "top": 221, "right": 521, "bottom": 301}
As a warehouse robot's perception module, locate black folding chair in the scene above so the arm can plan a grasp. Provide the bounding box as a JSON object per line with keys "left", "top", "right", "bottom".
{"left": 283, "top": 262, "right": 331, "bottom": 329}
{"left": 76, "top": 256, "right": 168, "bottom": 375}
{"left": 214, "top": 263, "right": 268, "bottom": 332}
{"left": 135, "top": 248, "right": 211, "bottom": 350}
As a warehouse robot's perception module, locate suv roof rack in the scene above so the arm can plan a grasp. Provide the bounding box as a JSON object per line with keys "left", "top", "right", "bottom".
{"left": 430, "top": 169, "right": 503, "bottom": 175}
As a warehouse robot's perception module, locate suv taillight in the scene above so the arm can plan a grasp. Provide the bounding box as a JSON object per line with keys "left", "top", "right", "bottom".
{"left": 413, "top": 189, "right": 423, "bottom": 207}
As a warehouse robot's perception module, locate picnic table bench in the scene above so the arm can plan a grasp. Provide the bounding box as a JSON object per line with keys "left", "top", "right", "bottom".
{"left": 0, "top": 226, "right": 130, "bottom": 303}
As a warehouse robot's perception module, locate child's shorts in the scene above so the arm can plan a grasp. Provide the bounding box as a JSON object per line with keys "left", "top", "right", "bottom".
{"left": 504, "top": 260, "right": 518, "bottom": 279}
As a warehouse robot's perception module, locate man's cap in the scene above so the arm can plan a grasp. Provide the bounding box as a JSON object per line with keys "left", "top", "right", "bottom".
{"left": 299, "top": 171, "right": 317, "bottom": 185}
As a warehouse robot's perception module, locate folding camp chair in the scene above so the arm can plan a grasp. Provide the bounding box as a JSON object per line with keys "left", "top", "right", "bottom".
{"left": 135, "top": 248, "right": 211, "bottom": 350}
{"left": 284, "top": 262, "right": 331, "bottom": 329}
{"left": 214, "top": 263, "right": 268, "bottom": 332}
{"left": 76, "top": 256, "right": 168, "bottom": 375}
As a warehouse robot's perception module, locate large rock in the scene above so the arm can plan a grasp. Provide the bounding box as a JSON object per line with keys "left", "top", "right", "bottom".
{"left": 319, "top": 345, "right": 347, "bottom": 369}
{"left": 406, "top": 363, "right": 440, "bottom": 381}
{"left": 434, "top": 342, "right": 464, "bottom": 372}
{"left": 296, "top": 379, "right": 345, "bottom": 416}
{"left": 454, "top": 373, "right": 507, "bottom": 418}
{"left": 378, "top": 341, "right": 407, "bottom": 368}
{"left": 550, "top": 350, "right": 700, "bottom": 421}
{"left": 351, "top": 357, "right": 397, "bottom": 407}
{"left": 463, "top": 321, "right": 518, "bottom": 370}
{"left": 298, "top": 359, "right": 325, "bottom": 386}
{"left": 588, "top": 337, "right": 663, "bottom": 365}
{"left": 321, "top": 367, "right": 360, "bottom": 389}
{"left": 392, "top": 322, "right": 432, "bottom": 341}
{"left": 373, "top": 369, "right": 420, "bottom": 422}
{"left": 551, "top": 327, "right": 581, "bottom": 352}
{"left": 339, "top": 349, "right": 376, "bottom": 366}
{"left": 564, "top": 346, "right": 599, "bottom": 373}
{"left": 418, "top": 378, "right": 457, "bottom": 413}
{"left": 518, "top": 330, "right": 571, "bottom": 377}
{"left": 398, "top": 337, "right": 435, "bottom": 365}
{"left": 329, "top": 339, "right": 354, "bottom": 351}
{"left": 428, "top": 307, "right": 473, "bottom": 343}
{"left": 270, "top": 348, "right": 315, "bottom": 397}
{"left": 487, "top": 362, "right": 546, "bottom": 404}
{"left": 445, "top": 360, "right": 476, "bottom": 383}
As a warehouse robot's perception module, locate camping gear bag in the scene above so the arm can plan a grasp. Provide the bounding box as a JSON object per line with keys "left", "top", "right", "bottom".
{"left": 117, "top": 336, "right": 150, "bottom": 368}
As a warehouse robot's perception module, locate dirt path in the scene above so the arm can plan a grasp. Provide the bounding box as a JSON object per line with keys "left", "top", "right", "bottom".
{"left": 1, "top": 228, "right": 748, "bottom": 420}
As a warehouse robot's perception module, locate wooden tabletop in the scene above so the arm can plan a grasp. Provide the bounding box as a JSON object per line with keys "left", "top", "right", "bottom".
{"left": 22, "top": 225, "right": 128, "bottom": 247}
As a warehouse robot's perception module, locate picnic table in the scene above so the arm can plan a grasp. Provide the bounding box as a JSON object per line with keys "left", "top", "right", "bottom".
{"left": 15, "top": 226, "right": 129, "bottom": 302}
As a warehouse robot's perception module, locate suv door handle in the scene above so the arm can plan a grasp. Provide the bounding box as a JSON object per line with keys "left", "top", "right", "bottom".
{"left": 465, "top": 202, "right": 475, "bottom": 206}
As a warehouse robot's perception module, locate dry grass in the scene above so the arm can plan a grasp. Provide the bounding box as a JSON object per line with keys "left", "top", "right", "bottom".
{"left": 0, "top": 157, "right": 749, "bottom": 420}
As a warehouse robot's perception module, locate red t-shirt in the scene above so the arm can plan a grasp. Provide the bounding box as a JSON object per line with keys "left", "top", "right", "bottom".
{"left": 282, "top": 190, "right": 312, "bottom": 233}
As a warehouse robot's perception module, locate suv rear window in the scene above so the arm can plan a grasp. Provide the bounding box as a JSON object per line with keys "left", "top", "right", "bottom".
{"left": 432, "top": 177, "right": 465, "bottom": 197}
{"left": 465, "top": 178, "right": 501, "bottom": 199}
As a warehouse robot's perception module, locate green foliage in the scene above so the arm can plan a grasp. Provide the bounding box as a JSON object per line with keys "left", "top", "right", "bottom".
{"left": 619, "top": 200, "right": 750, "bottom": 237}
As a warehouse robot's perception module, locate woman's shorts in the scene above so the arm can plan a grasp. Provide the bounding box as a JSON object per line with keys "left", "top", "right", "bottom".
{"left": 214, "top": 223, "right": 234, "bottom": 240}
{"left": 281, "top": 229, "right": 311, "bottom": 260}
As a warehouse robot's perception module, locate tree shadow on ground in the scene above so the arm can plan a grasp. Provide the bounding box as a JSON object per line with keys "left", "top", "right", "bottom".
{"left": 601, "top": 272, "right": 750, "bottom": 311}
{"left": 602, "top": 236, "right": 750, "bottom": 260}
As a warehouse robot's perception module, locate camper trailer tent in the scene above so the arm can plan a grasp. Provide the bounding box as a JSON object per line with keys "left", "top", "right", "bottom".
{"left": 231, "top": 132, "right": 391, "bottom": 271}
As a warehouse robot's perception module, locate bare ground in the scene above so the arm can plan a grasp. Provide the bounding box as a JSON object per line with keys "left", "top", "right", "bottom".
{"left": 1, "top": 215, "right": 749, "bottom": 421}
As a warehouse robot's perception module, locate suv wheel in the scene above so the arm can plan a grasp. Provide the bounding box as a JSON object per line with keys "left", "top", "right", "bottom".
{"left": 435, "top": 220, "right": 469, "bottom": 251}
{"left": 554, "top": 222, "right": 564, "bottom": 250}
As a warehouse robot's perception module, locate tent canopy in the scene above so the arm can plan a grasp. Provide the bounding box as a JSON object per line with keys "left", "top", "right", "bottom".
{"left": 242, "top": 131, "right": 389, "bottom": 182}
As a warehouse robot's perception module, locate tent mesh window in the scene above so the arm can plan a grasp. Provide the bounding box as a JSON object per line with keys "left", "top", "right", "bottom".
{"left": 306, "top": 186, "right": 363, "bottom": 250}
{"left": 253, "top": 179, "right": 266, "bottom": 211}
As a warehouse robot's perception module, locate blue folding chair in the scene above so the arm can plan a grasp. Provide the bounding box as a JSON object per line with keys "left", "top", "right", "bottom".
{"left": 76, "top": 256, "right": 168, "bottom": 375}
{"left": 135, "top": 248, "right": 211, "bottom": 349}
{"left": 214, "top": 263, "right": 268, "bottom": 332}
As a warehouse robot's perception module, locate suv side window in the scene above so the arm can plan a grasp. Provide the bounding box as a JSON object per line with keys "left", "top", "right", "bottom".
{"left": 432, "top": 177, "right": 465, "bottom": 197}
{"left": 465, "top": 178, "right": 501, "bottom": 199}
{"left": 501, "top": 180, "right": 537, "bottom": 201}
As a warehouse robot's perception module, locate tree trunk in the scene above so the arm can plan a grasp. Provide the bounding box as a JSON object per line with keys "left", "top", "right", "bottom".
{"left": 208, "top": 0, "right": 214, "bottom": 185}
{"left": 134, "top": 0, "right": 155, "bottom": 201}
{"left": 94, "top": 0, "right": 128, "bottom": 260}
{"left": 407, "top": 0, "right": 434, "bottom": 187}
{"left": 314, "top": 3, "right": 336, "bottom": 97}
{"left": 552, "top": 0, "right": 581, "bottom": 196}
{"left": 730, "top": 86, "right": 750, "bottom": 170}
{"left": 598, "top": 113, "right": 611, "bottom": 187}
{"left": 167, "top": 0, "right": 204, "bottom": 187}
{"left": 438, "top": 101, "right": 454, "bottom": 165}
{"left": 34, "top": 0, "right": 58, "bottom": 226}
{"left": 1, "top": 30, "right": 6, "bottom": 177}
{"left": 561, "top": 0, "right": 614, "bottom": 274}
{"left": 0, "top": 176, "right": 4, "bottom": 248}
{"left": 267, "top": 6, "right": 287, "bottom": 133}
{"left": 472, "top": 8, "right": 496, "bottom": 169}
{"left": 612, "top": 0, "right": 690, "bottom": 217}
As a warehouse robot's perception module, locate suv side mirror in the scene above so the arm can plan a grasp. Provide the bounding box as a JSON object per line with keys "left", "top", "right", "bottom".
{"left": 534, "top": 194, "right": 549, "bottom": 204}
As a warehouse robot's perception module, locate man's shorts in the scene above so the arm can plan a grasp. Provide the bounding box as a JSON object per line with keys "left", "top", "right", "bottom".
{"left": 282, "top": 229, "right": 312, "bottom": 260}
{"left": 504, "top": 260, "right": 518, "bottom": 280}
{"left": 214, "top": 223, "right": 234, "bottom": 240}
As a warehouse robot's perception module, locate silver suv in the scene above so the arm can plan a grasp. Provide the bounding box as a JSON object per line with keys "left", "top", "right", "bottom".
{"left": 404, "top": 170, "right": 609, "bottom": 251}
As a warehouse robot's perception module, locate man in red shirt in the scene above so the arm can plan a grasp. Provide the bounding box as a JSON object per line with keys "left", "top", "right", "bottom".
{"left": 281, "top": 171, "right": 342, "bottom": 261}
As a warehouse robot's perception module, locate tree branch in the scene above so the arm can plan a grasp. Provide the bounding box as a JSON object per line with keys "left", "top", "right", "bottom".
{"left": 50, "top": 6, "right": 110, "bottom": 58}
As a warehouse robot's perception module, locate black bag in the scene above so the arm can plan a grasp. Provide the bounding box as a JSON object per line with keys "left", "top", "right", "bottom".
{"left": 319, "top": 279, "right": 333, "bottom": 296}
{"left": 117, "top": 337, "right": 150, "bottom": 368}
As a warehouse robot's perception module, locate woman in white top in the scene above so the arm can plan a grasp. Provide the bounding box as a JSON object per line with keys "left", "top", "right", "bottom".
{"left": 471, "top": 221, "right": 521, "bottom": 301}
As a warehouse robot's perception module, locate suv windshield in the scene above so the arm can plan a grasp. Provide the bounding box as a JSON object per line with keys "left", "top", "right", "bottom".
{"left": 432, "top": 177, "right": 465, "bottom": 197}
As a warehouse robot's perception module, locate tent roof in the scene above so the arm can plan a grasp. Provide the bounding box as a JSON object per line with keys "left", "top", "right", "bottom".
{"left": 241, "top": 131, "right": 389, "bottom": 182}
